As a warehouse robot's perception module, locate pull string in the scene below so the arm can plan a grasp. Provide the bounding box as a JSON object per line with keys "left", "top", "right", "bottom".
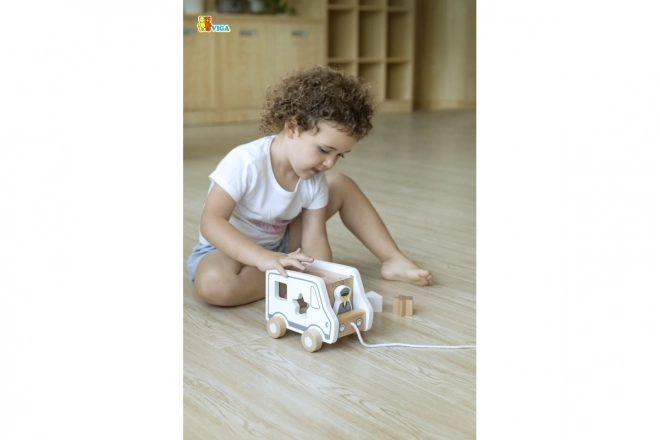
{"left": 350, "top": 322, "right": 476, "bottom": 349}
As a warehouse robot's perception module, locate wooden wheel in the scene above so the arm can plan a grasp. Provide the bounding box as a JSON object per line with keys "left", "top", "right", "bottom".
{"left": 301, "top": 328, "right": 323, "bottom": 353}
{"left": 266, "top": 316, "right": 286, "bottom": 338}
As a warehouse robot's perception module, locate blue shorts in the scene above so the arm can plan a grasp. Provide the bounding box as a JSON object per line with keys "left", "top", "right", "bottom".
{"left": 186, "top": 228, "right": 290, "bottom": 281}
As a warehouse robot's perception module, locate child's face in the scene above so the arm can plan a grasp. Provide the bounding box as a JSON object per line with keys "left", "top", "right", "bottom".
{"left": 286, "top": 121, "right": 357, "bottom": 179}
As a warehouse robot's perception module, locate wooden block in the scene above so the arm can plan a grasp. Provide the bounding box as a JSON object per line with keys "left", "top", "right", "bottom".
{"left": 393, "top": 295, "right": 413, "bottom": 316}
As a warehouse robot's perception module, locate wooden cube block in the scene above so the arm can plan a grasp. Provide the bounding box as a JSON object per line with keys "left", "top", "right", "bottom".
{"left": 393, "top": 295, "right": 413, "bottom": 316}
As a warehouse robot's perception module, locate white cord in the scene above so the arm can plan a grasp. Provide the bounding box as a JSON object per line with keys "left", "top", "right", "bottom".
{"left": 350, "top": 322, "right": 476, "bottom": 349}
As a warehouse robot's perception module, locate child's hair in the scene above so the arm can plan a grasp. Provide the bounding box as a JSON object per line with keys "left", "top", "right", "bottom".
{"left": 260, "top": 65, "right": 375, "bottom": 140}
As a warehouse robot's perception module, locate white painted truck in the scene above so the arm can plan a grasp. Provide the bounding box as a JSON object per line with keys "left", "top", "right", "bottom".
{"left": 265, "top": 260, "right": 374, "bottom": 352}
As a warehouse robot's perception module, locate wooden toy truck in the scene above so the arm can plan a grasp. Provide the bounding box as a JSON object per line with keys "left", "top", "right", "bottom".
{"left": 265, "top": 260, "right": 374, "bottom": 352}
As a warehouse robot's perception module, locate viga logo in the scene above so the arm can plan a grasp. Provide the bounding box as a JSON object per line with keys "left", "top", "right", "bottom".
{"left": 197, "top": 16, "right": 230, "bottom": 33}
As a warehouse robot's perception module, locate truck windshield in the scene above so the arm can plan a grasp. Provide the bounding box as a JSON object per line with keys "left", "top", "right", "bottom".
{"left": 310, "top": 286, "right": 320, "bottom": 309}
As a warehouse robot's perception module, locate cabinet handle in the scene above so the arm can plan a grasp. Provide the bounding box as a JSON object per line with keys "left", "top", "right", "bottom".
{"left": 183, "top": 29, "right": 196, "bottom": 35}
{"left": 291, "top": 30, "right": 308, "bottom": 37}
{"left": 240, "top": 29, "right": 258, "bottom": 36}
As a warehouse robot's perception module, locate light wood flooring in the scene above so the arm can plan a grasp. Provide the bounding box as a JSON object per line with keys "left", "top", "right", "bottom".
{"left": 183, "top": 110, "right": 476, "bottom": 439}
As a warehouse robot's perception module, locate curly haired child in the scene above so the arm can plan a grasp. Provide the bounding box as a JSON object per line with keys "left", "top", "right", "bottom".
{"left": 187, "top": 66, "right": 433, "bottom": 306}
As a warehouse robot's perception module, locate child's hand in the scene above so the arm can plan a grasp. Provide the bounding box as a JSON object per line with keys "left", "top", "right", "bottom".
{"left": 257, "top": 248, "right": 314, "bottom": 277}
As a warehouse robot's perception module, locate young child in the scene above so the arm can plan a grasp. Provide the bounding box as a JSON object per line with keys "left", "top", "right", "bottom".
{"left": 188, "top": 66, "right": 433, "bottom": 306}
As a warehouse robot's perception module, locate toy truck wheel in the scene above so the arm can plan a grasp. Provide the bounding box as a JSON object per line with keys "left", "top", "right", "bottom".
{"left": 301, "top": 328, "right": 323, "bottom": 353}
{"left": 267, "top": 316, "right": 286, "bottom": 339}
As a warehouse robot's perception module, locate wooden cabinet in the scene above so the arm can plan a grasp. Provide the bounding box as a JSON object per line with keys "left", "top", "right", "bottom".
{"left": 327, "top": 0, "right": 415, "bottom": 113}
{"left": 183, "top": 21, "right": 219, "bottom": 121}
{"left": 218, "top": 21, "right": 272, "bottom": 111}
{"left": 183, "top": 15, "right": 326, "bottom": 125}
{"left": 274, "top": 22, "right": 326, "bottom": 80}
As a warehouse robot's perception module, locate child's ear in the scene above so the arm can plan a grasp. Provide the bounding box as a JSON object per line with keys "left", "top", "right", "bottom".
{"left": 284, "top": 119, "right": 298, "bottom": 138}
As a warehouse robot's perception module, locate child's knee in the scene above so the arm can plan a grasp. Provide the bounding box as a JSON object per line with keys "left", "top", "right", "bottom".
{"left": 327, "top": 173, "right": 356, "bottom": 190}
{"left": 194, "top": 269, "right": 238, "bottom": 306}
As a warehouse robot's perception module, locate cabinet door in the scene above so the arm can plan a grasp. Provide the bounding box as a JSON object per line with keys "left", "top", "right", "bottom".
{"left": 183, "top": 27, "right": 218, "bottom": 111}
{"left": 272, "top": 22, "right": 325, "bottom": 82}
{"left": 217, "top": 22, "right": 273, "bottom": 110}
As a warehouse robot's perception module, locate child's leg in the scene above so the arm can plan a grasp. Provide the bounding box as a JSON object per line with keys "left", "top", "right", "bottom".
{"left": 194, "top": 250, "right": 265, "bottom": 306}
{"left": 325, "top": 173, "right": 433, "bottom": 286}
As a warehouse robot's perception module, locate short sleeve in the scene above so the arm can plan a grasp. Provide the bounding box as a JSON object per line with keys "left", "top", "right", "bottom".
{"left": 208, "top": 148, "right": 254, "bottom": 203}
{"left": 306, "top": 173, "right": 329, "bottom": 210}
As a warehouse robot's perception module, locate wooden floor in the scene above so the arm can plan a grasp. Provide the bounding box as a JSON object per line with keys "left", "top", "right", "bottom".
{"left": 183, "top": 110, "right": 476, "bottom": 439}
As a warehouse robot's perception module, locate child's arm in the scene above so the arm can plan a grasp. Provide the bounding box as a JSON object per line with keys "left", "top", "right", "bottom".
{"left": 200, "top": 184, "right": 313, "bottom": 276}
{"left": 300, "top": 207, "right": 332, "bottom": 262}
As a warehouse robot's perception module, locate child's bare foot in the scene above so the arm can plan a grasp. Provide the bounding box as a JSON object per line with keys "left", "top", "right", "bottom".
{"left": 381, "top": 254, "right": 433, "bottom": 286}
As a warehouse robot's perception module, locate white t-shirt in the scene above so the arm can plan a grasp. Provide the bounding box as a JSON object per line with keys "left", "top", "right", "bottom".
{"left": 198, "top": 135, "right": 329, "bottom": 247}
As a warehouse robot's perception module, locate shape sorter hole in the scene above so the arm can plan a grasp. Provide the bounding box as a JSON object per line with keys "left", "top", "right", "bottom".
{"left": 296, "top": 296, "right": 309, "bottom": 314}
{"left": 277, "top": 281, "right": 287, "bottom": 299}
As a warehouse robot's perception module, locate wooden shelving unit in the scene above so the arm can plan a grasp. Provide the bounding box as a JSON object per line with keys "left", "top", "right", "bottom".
{"left": 327, "top": 0, "right": 415, "bottom": 113}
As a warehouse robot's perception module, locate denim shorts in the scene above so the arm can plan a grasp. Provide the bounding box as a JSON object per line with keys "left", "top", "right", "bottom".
{"left": 186, "top": 227, "right": 290, "bottom": 281}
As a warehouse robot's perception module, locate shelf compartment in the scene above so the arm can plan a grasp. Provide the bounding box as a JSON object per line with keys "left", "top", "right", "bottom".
{"left": 358, "top": 57, "right": 384, "bottom": 63}
{"left": 359, "top": 0, "right": 385, "bottom": 6}
{"left": 328, "top": 4, "right": 354, "bottom": 11}
{"left": 328, "top": 10, "right": 357, "bottom": 59}
{"left": 358, "top": 5, "right": 385, "bottom": 11}
{"left": 358, "top": 62, "right": 385, "bottom": 101}
{"left": 387, "top": 0, "right": 413, "bottom": 7}
{"left": 387, "top": 10, "right": 413, "bottom": 58}
{"left": 387, "top": 6, "right": 409, "bottom": 12}
{"left": 358, "top": 11, "right": 386, "bottom": 59}
{"left": 386, "top": 62, "right": 412, "bottom": 101}
{"left": 386, "top": 57, "right": 409, "bottom": 63}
